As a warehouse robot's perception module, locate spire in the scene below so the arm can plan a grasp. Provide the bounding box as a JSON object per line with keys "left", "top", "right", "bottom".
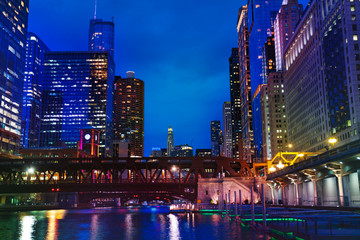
{"left": 94, "top": 0, "right": 97, "bottom": 19}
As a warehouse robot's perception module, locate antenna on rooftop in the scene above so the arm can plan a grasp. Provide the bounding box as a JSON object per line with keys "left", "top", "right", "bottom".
{"left": 94, "top": 0, "right": 97, "bottom": 19}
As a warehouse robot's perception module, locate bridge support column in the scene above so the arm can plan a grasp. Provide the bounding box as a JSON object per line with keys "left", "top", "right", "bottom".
{"left": 335, "top": 173, "right": 344, "bottom": 207}
{"left": 311, "top": 178, "right": 318, "bottom": 206}
{"left": 295, "top": 182, "right": 300, "bottom": 206}
{"left": 281, "top": 184, "right": 286, "bottom": 205}
{"left": 267, "top": 183, "right": 275, "bottom": 205}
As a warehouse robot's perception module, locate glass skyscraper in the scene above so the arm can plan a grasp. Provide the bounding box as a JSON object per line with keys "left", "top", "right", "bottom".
{"left": 229, "top": 48, "right": 241, "bottom": 159}
{"left": 0, "top": 0, "right": 29, "bottom": 155}
{"left": 40, "top": 52, "right": 115, "bottom": 157}
{"left": 21, "top": 32, "right": 50, "bottom": 148}
{"left": 246, "top": 0, "right": 282, "bottom": 159}
{"left": 88, "top": 19, "right": 115, "bottom": 60}
{"left": 211, "top": 120, "right": 222, "bottom": 157}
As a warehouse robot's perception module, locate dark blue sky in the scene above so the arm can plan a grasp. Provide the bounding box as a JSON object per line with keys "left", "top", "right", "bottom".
{"left": 28, "top": 0, "right": 308, "bottom": 156}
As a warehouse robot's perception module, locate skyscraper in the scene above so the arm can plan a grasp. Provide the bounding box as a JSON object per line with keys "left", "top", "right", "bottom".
{"left": 223, "top": 102, "right": 233, "bottom": 158}
{"left": 274, "top": 0, "right": 303, "bottom": 71}
{"left": 246, "top": 0, "right": 283, "bottom": 159}
{"left": 40, "top": 52, "right": 115, "bottom": 156}
{"left": 267, "top": 72, "right": 288, "bottom": 157}
{"left": 88, "top": 19, "right": 115, "bottom": 60}
{"left": 237, "top": 6, "right": 253, "bottom": 162}
{"left": 285, "top": 0, "right": 360, "bottom": 151}
{"left": 21, "top": 33, "right": 50, "bottom": 148}
{"left": 113, "top": 71, "right": 144, "bottom": 157}
{"left": 167, "top": 126, "right": 174, "bottom": 156}
{"left": 229, "top": 48, "right": 241, "bottom": 159}
{"left": 0, "top": 0, "right": 29, "bottom": 155}
{"left": 211, "top": 121, "right": 221, "bottom": 157}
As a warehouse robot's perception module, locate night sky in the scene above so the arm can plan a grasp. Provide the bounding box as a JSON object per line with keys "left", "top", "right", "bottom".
{"left": 28, "top": 0, "right": 309, "bottom": 156}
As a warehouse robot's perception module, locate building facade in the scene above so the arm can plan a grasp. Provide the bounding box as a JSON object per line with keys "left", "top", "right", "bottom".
{"left": 40, "top": 51, "right": 115, "bottom": 156}
{"left": 267, "top": 71, "right": 288, "bottom": 157}
{"left": 260, "top": 84, "right": 271, "bottom": 160}
{"left": 113, "top": 72, "right": 144, "bottom": 157}
{"left": 167, "top": 126, "right": 174, "bottom": 156}
{"left": 210, "top": 120, "right": 222, "bottom": 157}
{"left": 237, "top": 6, "right": 253, "bottom": 162}
{"left": 88, "top": 19, "right": 115, "bottom": 60}
{"left": 247, "top": 0, "right": 283, "bottom": 159}
{"left": 274, "top": 0, "right": 303, "bottom": 71}
{"left": 222, "top": 101, "right": 233, "bottom": 158}
{"left": 21, "top": 32, "right": 50, "bottom": 148}
{"left": 229, "top": 48, "right": 241, "bottom": 159}
{"left": 171, "top": 144, "right": 193, "bottom": 157}
{"left": 0, "top": 0, "right": 29, "bottom": 155}
{"left": 195, "top": 149, "right": 212, "bottom": 157}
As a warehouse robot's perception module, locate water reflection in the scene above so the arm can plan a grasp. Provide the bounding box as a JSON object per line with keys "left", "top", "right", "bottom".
{"left": 0, "top": 208, "right": 271, "bottom": 240}
{"left": 90, "top": 214, "right": 99, "bottom": 240}
{"left": 19, "top": 215, "right": 36, "bottom": 240}
{"left": 168, "top": 214, "right": 180, "bottom": 240}
{"left": 46, "top": 210, "right": 66, "bottom": 240}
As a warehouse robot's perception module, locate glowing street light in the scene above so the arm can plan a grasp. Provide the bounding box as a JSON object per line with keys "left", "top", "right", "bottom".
{"left": 171, "top": 166, "right": 177, "bottom": 172}
{"left": 328, "top": 137, "right": 337, "bottom": 149}
{"left": 27, "top": 167, "right": 35, "bottom": 174}
{"left": 277, "top": 161, "right": 285, "bottom": 169}
{"left": 269, "top": 166, "right": 276, "bottom": 172}
{"left": 288, "top": 144, "right": 293, "bottom": 149}
{"left": 298, "top": 153, "right": 304, "bottom": 157}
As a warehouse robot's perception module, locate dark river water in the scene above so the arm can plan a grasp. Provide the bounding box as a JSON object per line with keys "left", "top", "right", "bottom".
{"left": 0, "top": 207, "right": 271, "bottom": 240}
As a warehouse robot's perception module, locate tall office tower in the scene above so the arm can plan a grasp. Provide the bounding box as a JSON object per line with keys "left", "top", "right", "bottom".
{"left": 229, "top": 48, "right": 241, "bottom": 159}
{"left": 260, "top": 84, "right": 271, "bottom": 161}
{"left": 223, "top": 102, "right": 233, "bottom": 158}
{"left": 274, "top": 0, "right": 303, "bottom": 71}
{"left": 284, "top": 1, "right": 323, "bottom": 152}
{"left": 40, "top": 52, "right": 115, "bottom": 157}
{"left": 317, "top": 0, "right": 360, "bottom": 148}
{"left": 211, "top": 121, "right": 221, "bottom": 156}
{"left": 267, "top": 72, "right": 288, "bottom": 157}
{"left": 259, "top": 34, "right": 277, "bottom": 161}
{"left": 0, "top": 0, "right": 29, "bottom": 155}
{"left": 246, "top": 0, "right": 283, "bottom": 160}
{"left": 88, "top": 19, "right": 115, "bottom": 60}
{"left": 262, "top": 35, "right": 277, "bottom": 83}
{"left": 21, "top": 33, "right": 50, "bottom": 148}
{"left": 237, "top": 6, "right": 253, "bottom": 163}
{"left": 167, "top": 126, "right": 174, "bottom": 157}
{"left": 113, "top": 72, "right": 144, "bottom": 157}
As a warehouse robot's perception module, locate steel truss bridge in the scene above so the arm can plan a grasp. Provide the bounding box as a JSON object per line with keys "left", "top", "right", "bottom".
{"left": 0, "top": 156, "right": 252, "bottom": 202}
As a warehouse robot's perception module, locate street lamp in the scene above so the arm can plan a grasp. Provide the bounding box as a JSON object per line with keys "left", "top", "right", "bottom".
{"left": 329, "top": 137, "right": 337, "bottom": 149}
{"left": 277, "top": 161, "right": 285, "bottom": 169}
{"left": 288, "top": 144, "right": 293, "bottom": 149}
{"left": 27, "top": 167, "right": 34, "bottom": 174}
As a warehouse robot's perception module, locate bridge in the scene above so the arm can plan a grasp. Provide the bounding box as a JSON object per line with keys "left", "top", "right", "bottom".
{"left": 0, "top": 156, "right": 253, "bottom": 204}
{"left": 266, "top": 140, "right": 360, "bottom": 207}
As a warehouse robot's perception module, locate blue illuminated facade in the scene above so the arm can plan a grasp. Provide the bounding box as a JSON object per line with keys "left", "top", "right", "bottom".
{"left": 40, "top": 52, "right": 115, "bottom": 156}
{"left": 247, "top": 0, "right": 282, "bottom": 158}
{"left": 0, "top": 0, "right": 29, "bottom": 154}
{"left": 89, "top": 19, "right": 115, "bottom": 60}
{"left": 21, "top": 32, "right": 50, "bottom": 148}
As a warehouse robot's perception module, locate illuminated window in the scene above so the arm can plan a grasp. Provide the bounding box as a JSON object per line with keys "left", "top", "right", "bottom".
{"left": 354, "top": 35, "right": 358, "bottom": 41}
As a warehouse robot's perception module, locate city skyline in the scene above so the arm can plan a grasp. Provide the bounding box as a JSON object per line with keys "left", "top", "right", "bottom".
{"left": 27, "top": 0, "right": 309, "bottom": 156}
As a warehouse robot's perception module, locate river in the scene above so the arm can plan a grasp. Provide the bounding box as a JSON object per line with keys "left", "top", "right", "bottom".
{"left": 0, "top": 207, "right": 271, "bottom": 239}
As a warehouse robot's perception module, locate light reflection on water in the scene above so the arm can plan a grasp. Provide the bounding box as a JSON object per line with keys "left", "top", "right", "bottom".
{"left": 0, "top": 207, "right": 271, "bottom": 240}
